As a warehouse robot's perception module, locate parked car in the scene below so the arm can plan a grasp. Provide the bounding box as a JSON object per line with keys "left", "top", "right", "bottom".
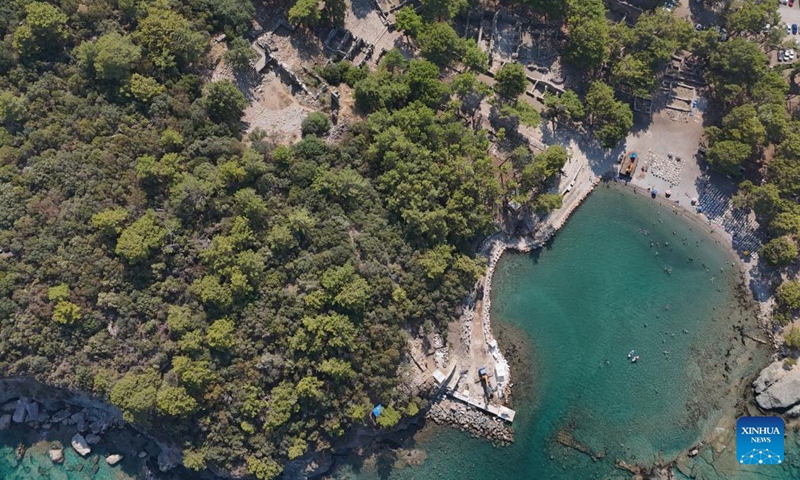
{"left": 696, "top": 23, "right": 703, "bottom": 31}
{"left": 791, "top": 0, "right": 795, "bottom": 7}
{"left": 793, "top": 23, "right": 798, "bottom": 34}
{"left": 788, "top": 49, "right": 796, "bottom": 61}
{"left": 780, "top": 50, "right": 786, "bottom": 62}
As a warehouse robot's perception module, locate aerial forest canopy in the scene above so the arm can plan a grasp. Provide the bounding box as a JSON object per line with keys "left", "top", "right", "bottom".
{"left": 0, "top": 0, "right": 515, "bottom": 477}
{"left": 3, "top": 0, "right": 800, "bottom": 476}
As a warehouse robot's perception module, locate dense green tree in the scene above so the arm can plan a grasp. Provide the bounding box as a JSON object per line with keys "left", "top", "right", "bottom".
{"left": 115, "top": 210, "right": 168, "bottom": 264}
{"left": 564, "top": 0, "right": 608, "bottom": 70}
{"left": 421, "top": 0, "right": 468, "bottom": 21}
{"left": 611, "top": 55, "right": 655, "bottom": 96}
{"left": 584, "top": 82, "right": 632, "bottom": 148}
{"left": 202, "top": 0, "right": 256, "bottom": 35}
{"left": 0, "top": 91, "right": 26, "bottom": 128}
{"left": 494, "top": 62, "right": 527, "bottom": 100}
{"left": 452, "top": 71, "right": 490, "bottom": 119}
{"left": 777, "top": 281, "right": 800, "bottom": 310}
{"left": 706, "top": 140, "right": 750, "bottom": 175}
{"left": 52, "top": 301, "right": 82, "bottom": 324}
{"left": 785, "top": 326, "right": 800, "bottom": 350}
{"left": 532, "top": 193, "right": 563, "bottom": 213}
{"left": 707, "top": 38, "right": 769, "bottom": 103}
{"left": 725, "top": 0, "right": 779, "bottom": 36}
{"left": 134, "top": 5, "right": 205, "bottom": 71}
{"left": 462, "top": 40, "right": 489, "bottom": 71}
{"left": 13, "top": 2, "right": 69, "bottom": 59}
{"left": 762, "top": 236, "right": 798, "bottom": 266}
{"left": 395, "top": 7, "right": 424, "bottom": 39}
{"left": 406, "top": 59, "right": 449, "bottom": 108}
{"left": 93, "top": 32, "right": 142, "bottom": 81}
{"left": 543, "top": 90, "right": 584, "bottom": 129}
{"left": 206, "top": 318, "right": 236, "bottom": 350}
{"left": 156, "top": 385, "right": 198, "bottom": 416}
{"left": 203, "top": 80, "right": 246, "bottom": 125}
{"left": 224, "top": 37, "right": 258, "bottom": 71}
{"left": 301, "top": 112, "right": 331, "bottom": 136}
{"left": 376, "top": 405, "right": 402, "bottom": 427}
{"left": 771, "top": 212, "right": 800, "bottom": 237}
{"left": 127, "top": 74, "right": 166, "bottom": 103}
{"left": 721, "top": 104, "right": 766, "bottom": 152}
{"left": 628, "top": 9, "right": 694, "bottom": 67}
{"left": 288, "top": 0, "right": 321, "bottom": 28}
{"left": 418, "top": 22, "right": 463, "bottom": 65}
{"left": 91, "top": 208, "right": 129, "bottom": 235}
{"left": 110, "top": 370, "right": 161, "bottom": 423}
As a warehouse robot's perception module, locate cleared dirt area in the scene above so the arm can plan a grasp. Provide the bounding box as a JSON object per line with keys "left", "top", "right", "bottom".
{"left": 242, "top": 71, "right": 310, "bottom": 144}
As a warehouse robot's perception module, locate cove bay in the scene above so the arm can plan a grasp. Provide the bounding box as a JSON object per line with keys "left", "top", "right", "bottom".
{"left": 336, "top": 186, "right": 798, "bottom": 480}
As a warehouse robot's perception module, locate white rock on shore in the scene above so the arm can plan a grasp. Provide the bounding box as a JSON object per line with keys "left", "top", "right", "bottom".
{"left": 71, "top": 433, "right": 91, "bottom": 456}
{"left": 49, "top": 448, "right": 64, "bottom": 463}
{"left": 753, "top": 361, "right": 800, "bottom": 411}
{"left": 106, "top": 454, "right": 123, "bottom": 466}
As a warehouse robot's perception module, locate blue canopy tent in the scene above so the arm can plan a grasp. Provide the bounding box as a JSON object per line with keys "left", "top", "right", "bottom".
{"left": 372, "top": 404, "right": 384, "bottom": 418}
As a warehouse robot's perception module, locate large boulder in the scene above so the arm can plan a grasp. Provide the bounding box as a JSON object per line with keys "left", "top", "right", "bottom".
{"left": 157, "top": 446, "right": 182, "bottom": 472}
{"left": 0, "top": 414, "right": 11, "bottom": 431}
{"left": 106, "top": 454, "right": 123, "bottom": 466}
{"left": 51, "top": 409, "right": 72, "bottom": 424}
{"left": 753, "top": 361, "right": 800, "bottom": 411}
{"left": 24, "top": 401, "right": 39, "bottom": 423}
{"left": 12, "top": 398, "right": 28, "bottom": 423}
{"left": 49, "top": 448, "right": 64, "bottom": 463}
{"left": 71, "top": 411, "right": 87, "bottom": 432}
{"left": 71, "top": 433, "right": 91, "bottom": 457}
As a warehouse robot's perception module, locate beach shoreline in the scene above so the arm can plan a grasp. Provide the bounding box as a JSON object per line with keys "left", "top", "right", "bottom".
{"left": 457, "top": 169, "right": 776, "bottom": 439}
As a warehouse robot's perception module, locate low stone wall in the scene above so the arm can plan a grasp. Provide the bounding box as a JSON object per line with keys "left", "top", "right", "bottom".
{"left": 480, "top": 177, "right": 601, "bottom": 397}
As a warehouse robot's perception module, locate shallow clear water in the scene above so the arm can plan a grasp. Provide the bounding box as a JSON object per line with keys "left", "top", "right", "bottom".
{"left": 337, "top": 186, "right": 796, "bottom": 479}
{"left": 0, "top": 424, "right": 141, "bottom": 479}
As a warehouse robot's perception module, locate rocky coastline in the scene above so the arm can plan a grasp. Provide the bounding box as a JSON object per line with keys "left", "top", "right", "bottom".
{"left": 0, "top": 377, "right": 190, "bottom": 479}
{"left": 426, "top": 397, "right": 513, "bottom": 444}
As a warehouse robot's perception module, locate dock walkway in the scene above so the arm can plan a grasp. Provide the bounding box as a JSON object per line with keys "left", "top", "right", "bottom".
{"left": 448, "top": 388, "right": 516, "bottom": 422}
{"left": 433, "top": 368, "right": 516, "bottom": 423}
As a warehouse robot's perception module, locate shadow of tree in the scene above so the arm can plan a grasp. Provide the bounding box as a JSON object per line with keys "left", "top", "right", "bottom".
{"left": 351, "top": 0, "right": 374, "bottom": 20}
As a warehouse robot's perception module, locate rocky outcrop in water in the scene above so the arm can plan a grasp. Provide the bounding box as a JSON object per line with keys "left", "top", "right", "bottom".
{"left": 71, "top": 433, "right": 91, "bottom": 456}
{"left": 49, "top": 447, "right": 64, "bottom": 463}
{"left": 753, "top": 360, "right": 800, "bottom": 413}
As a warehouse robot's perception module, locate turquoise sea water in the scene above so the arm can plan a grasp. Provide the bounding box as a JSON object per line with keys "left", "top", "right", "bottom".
{"left": 338, "top": 186, "right": 799, "bottom": 479}
{"left": 0, "top": 423, "right": 144, "bottom": 479}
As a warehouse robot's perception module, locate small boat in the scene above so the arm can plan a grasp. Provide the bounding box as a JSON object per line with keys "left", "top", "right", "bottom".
{"left": 631, "top": 356, "right": 640, "bottom": 363}
{"left": 627, "top": 350, "right": 635, "bottom": 358}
